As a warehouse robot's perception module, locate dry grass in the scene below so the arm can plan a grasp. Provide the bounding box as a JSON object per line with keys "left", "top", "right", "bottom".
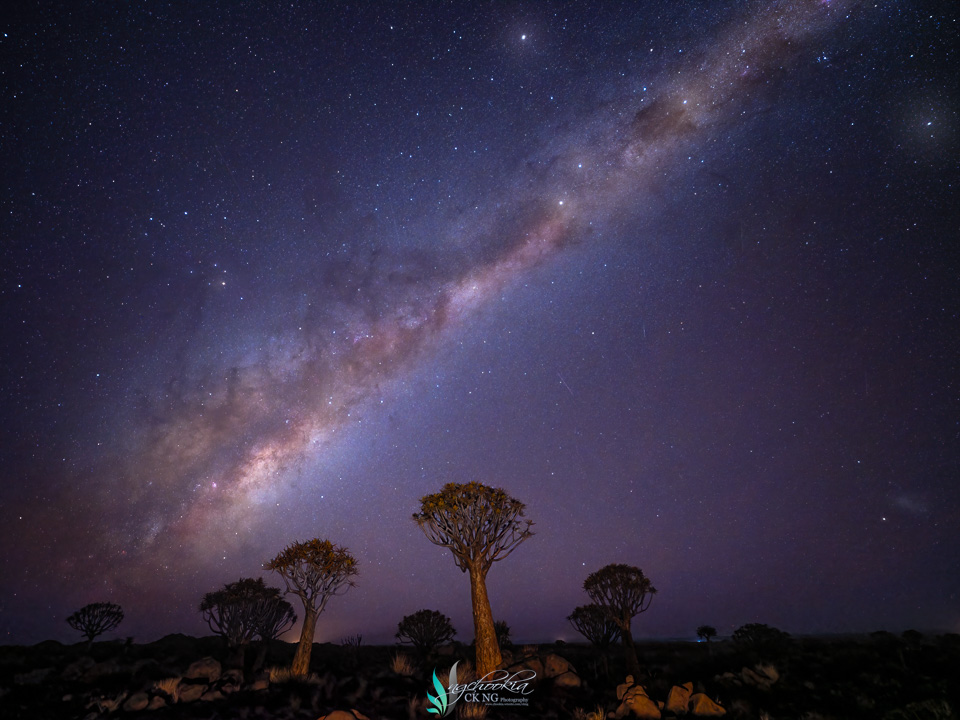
{"left": 267, "top": 666, "right": 322, "bottom": 685}
{"left": 456, "top": 659, "right": 475, "bottom": 683}
{"left": 152, "top": 677, "right": 180, "bottom": 701}
{"left": 572, "top": 705, "right": 606, "bottom": 720}
{"left": 457, "top": 701, "right": 488, "bottom": 719}
{"left": 391, "top": 652, "right": 415, "bottom": 676}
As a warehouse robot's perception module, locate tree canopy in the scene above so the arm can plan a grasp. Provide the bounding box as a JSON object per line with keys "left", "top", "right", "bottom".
{"left": 199, "top": 577, "right": 295, "bottom": 648}
{"left": 66, "top": 602, "right": 124, "bottom": 646}
{"left": 395, "top": 609, "right": 456, "bottom": 656}
{"left": 266, "top": 538, "right": 357, "bottom": 676}
{"left": 568, "top": 603, "right": 621, "bottom": 650}
{"left": 584, "top": 563, "right": 656, "bottom": 629}
{"left": 413, "top": 481, "right": 534, "bottom": 575}
{"left": 265, "top": 538, "right": 358, "bottom": 613}
{"left": 413, "top": 481, "right": 533, "bottom": 677}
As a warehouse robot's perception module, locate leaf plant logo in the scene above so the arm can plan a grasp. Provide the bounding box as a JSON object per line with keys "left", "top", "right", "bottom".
{"left": 427, "top": 661, "right": 459, "bottom": 716}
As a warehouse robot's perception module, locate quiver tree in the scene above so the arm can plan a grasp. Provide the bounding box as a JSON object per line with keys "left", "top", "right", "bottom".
{"left": 697, "top": 625, "right": 717, "bottom": 643}
{"left": 200, "top": 577, "right": 295, "bottom": 670}
{"left": 396, "top": 609, "right": 456, "bottom": 658}
{"left": 413, "top": 481, "right": 534, "bottom": 676}
{"left": 66, "top": 602, "right": 124, "bottom": 649}
{"left": 568, "top": 603, "right": 621, "bottom": 651}
{"left": 265, "top": 538, "right": 357, "bottom": 676}
{"left": 583, "top": 564, "right": 656, "bottom": 677}
{"left": 732, "top": 623, "right": 790, "bottom": 657}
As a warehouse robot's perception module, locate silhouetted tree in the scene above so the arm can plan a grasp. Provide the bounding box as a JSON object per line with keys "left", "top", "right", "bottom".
{"left": 584, "top": 564, "right": 656, "bottom": 677}
{"left": 266, "top": 538, "right": 358, "bottom": 676}
{"left": 66, "top": 602, "right": 124, "bottom": 649}
{"left": 494, "top": 620, "right": 513, "bottom": 650}
{"left": 252, "top": 590, "right": 296, "bottom": 674}
{"left": 697, "top": 625, "right": 718, "bottom": 643}
{"left": 396, "top": 609, "right": 457, "bottom": 657}
{"left": 200, "top": 577, "right": 296, "bottom": 670}
{"left": 413, "top": 481, "right": 534, "bottom": 676}
{"left": 731, "top": 623, "right": 790, "bottom": 656}
{"left": 568, "top": 604, "right": 621, "bottom": 650}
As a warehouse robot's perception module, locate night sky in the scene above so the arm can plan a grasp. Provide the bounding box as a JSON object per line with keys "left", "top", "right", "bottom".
{"left": 2, "top": 0, "right": 958, "bottom": 648}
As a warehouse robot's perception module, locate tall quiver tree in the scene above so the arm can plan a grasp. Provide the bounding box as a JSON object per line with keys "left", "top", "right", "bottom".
{"left": 583, "top": 564, "right": 656, "bottom": 678}
{"left": 265, "top": 539, "right": 358, "bottom": 676}
{"left": 413, "top": 481, "right": 534, "bottom": 676}
{"left": 66, "top": 602, "right": 124, "bottom": 649}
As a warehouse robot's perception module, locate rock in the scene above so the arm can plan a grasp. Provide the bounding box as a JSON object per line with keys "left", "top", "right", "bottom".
{"left": 553, "top": 670, "right": 582, "bottom": 688}
{"left": 544, "top": 653, "right": 573, "bottom": 678}
{"left": 122, "top": 692, "right": 149, "bottom": 712}
{"left": 755, "top": 664, "right": 779, "bottom": 684}
{"left": 147, "top": 695, "right": 167, "bottom": 710}
{"left": 200, "top": 688, "right": 224, "bottom": 701}
{"left": 617, "top": 676, "right": 640, "bottom": 701}
{"left": 221, "top": 668, "right": 244, "bottom": 685}
{"left": 62, "top": 657, "right": 96, "bottom": 680}
{"left": 665, "top": 682, "right": 693, "bottom": 714}
{"left": 14, "top": 667, "right": 53, "bottom": 685}
{"left": 96, "top": 693, "right": 126, "bottom": 712}
{"left": 510, "top": 657, "right": 544, "bottom": 679}
{"left": 690, "top": 693, "right": 726, "bottom": 717}
{"left": 185, "top": 656, "right": 222, "bottom": 683}
{"left": 82, "top": 660, "right": 122, "bottom": 683}
{"left": 178, "top": 683, "right": 206, "bottom": 703}
{"left": 624, "top": 689, "right": 661, "bottom": 719}
{"left": 319, "top": 711, "right": 370, "bottom": 720}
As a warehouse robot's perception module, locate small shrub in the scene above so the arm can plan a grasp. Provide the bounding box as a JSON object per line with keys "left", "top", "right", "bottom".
{"left": 573, "top": 706, "right": 606, "bottom": 720}
{"left": 152, "top": 677, "right": 180, "bottom": 701}
{"left": 391, "top": 653, "right": 415, "bottom": 677}
{"left": 732, "top": 623, "right": 790, "bottom": 655}
{"left": 457, "top": 701, "right": 488, "bottom": 718}
{"left": 396, "top": 609, "right": 456, "bottom": 657}
{"left": 494, "top": 620, "right": 512, "bottom": 649}
{"left": 268, "top": 666, "right": 322, "bottom": 685}
{"left": 340, "top": 633, "right": 363, "bottom": 648}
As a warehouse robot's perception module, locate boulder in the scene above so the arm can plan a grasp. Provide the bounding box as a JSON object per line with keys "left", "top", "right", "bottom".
{"left": 510, "top": 657, "right": 544, "bottom": 678}
{"left": 82, "top": 660, "right": 122, "bottom": 682}
{"left": 147, "top": 695, "right": 167, "bottom": 710}
{"left": 318, "top": 712, "right": 370, "bottom": 720}
{"left": 62, "top": 657, "right": 96, "bottom": 680}
{"left": 544, "top": 653, "right": 573, "bottom": 678}
{"left": 618, "top": 676, "right": 641, "bottom": 701}
{"left": 612, "top": 682, "right": 658, "bottom": 719}
{"left": 185, "top": 656, "right": 221, "bottom": 683}
{"left": 690, "top": 693, "right": 726, "bottom": 717}
{"left": 755, "top": 664, "right": 779, "bottom": 684}
{"left": 14, "top": 667, "right": 53, "bottom": 685}
{"left": 178, "top": 683, "right": 206, "bottom": 703}
{"left": 553, "top": 670, "right": 582, "bottom": 688}
{"left": 624, "top": 689, "right": 661, "bottom": 719}
{"left": 740, "top": 666, "right": 773, "bottom": 689}
{"left": 200, "top": 688, "right": 224, "bottom": 702}
{"left": 665, "top": 682, "right": 693, "bottom": 714}
{"left": 122, "top": 692, "right": 149, "bottom": 712}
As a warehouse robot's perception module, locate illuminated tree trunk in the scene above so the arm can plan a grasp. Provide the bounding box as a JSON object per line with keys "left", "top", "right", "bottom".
{"left": 621, "top": 623, "right": 641, "bottom": 678}
{"left": 469, "top": 565, "right": 502, "bottom": 676}
{"left": 291, "top": 608, "right": 317, "bottom": 676}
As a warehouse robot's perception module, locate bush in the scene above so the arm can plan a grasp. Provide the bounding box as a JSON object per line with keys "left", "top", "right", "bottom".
{"left": 732, "top": 623, "right": 790, "bottom": 655}
{"left": 396, "top": 609, "right": 456, "bottom": 656}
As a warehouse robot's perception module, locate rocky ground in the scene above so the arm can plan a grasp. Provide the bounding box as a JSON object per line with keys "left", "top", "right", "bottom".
{"left": 0, "top": 632, "right": 957, "bottom": 719}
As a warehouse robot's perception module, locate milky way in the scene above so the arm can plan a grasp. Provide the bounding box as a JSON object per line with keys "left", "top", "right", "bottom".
{"left": 3, "top": 0, "right": 958, "bottom": 644}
